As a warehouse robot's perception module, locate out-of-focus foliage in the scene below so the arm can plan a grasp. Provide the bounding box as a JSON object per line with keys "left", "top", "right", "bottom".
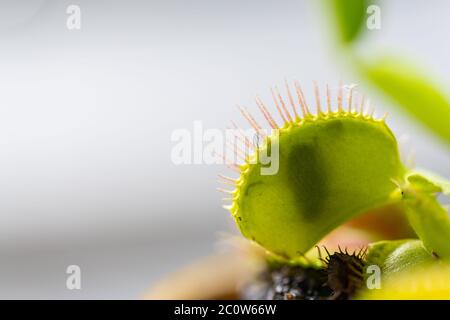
{"left": 407, "top": 170, "right": 450, "bottom": 197}
{"left": 328, "top": 0, "right": 369, "bottom": 44}
{"left": 322, "top": 1, "right": 450, "bottom": 292}
{"left": 359, "top": 57, "right": 450, "bottom": 146}
{"left": 359, "top": 263, "right": 450, "bottom": 299}
{"left": 324, "top": 1, "right": 450, "bottom": 146}
{"left": 402, "top": 186, "right": 450, "bottom": 259}
{"left": 364, "top": 239, "right": 434, "bottom": 278}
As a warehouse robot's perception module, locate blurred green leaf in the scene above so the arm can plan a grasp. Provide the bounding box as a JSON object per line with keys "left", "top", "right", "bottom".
{"left": 358, "top": 56, "right": 450, "bottom": 146}
{"left": 328, "top": 0, "right": 369, "bottom": 44}
{"left": 360, "top": 241, "right": 448, "bottom": 299}
{"left": 407, "top": 170, "right": 450, "bottom": 197}
{"left": 365, "top": 239, "right": 434, "bottom": 278}
{"left": 403, "top": 186, "right": 450, "bottom": 259}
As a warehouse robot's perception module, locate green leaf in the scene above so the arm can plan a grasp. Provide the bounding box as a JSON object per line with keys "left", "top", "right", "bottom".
{"left": 230, "top": 114, "right": 405, "bottom": 259}
{"left": 402, "top": 185, "right": 450, "bottom": 259}
{"left": 364, "top": 239, "right": 434, "bottom": 279}
{"left": 358, "top": 260, "right": 450, "bottom": 299}
{"left": 406, "top": 170, "right": 450, "bottom": 197}
{"left": 358, "top": 56, "right": 450, "bottom": 146}
{"left": 327, "top": 0, "right": 369, "bottom": 44}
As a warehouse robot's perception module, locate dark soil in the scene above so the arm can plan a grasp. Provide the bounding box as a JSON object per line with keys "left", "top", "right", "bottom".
{"left": 242, "top": 250, "right": 365, "bottom": 300}
{"left": 242, "top": 265, "right": 333, "bottom": 300}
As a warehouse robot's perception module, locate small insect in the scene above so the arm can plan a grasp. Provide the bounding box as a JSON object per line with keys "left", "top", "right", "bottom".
{"left": 319, "top": 246, "right": 367, "bottom": 300}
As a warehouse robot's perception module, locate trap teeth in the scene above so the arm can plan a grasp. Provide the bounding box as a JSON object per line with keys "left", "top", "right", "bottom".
{"left": 220, "top": 81, "right": 403, "bottom": 259}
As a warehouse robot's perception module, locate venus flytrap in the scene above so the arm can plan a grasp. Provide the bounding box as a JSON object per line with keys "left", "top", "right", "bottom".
{"left": 364, "top": 239, "right": 435, "bottom": 279}
{"left": 400, "top": 179, "right": 450, "bottom": 259}
{"left": 222, "top": 1, "right": 450, "bottom": 299}
{"left": 383, "top": 171, "right": 450, "bottom": 260}
{"left": 221, "top": 82, "right": 409, "bottom": 259}
{"left": 357, "top": 239, "right": 450, "bottom": 299}
{"left": 221, "top": 81, "right": 450, "bottom": 267}
{"left": 358, "top": 264, "right": 450, "bottom": 300}
{"left": 406, "top": 170, "right": 450, "bottom": 197}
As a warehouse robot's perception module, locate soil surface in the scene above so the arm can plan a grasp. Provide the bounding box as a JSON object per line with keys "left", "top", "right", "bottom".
{"left": 242, "top": 265, "right": 334, "bottom": 300}
{"left": 242, "top": 250, "right": 365, "bottom": 300}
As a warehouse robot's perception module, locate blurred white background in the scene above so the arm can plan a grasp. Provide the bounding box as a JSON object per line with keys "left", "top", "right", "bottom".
{"left": 0, "top": 0, "right": 448, "bottom": 298}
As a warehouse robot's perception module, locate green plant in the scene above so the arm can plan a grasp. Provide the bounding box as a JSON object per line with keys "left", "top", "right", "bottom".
{"left": 322, "top": 0, "right": 450, "bottom": 296}
{"left": 221, "top": 83, "right": 450, "bottom": 262}
{"left": 219, "top": 0, "right": 450, "bottom": 299}
{"left": 223, "top": 84, "right": 405, "bottom": 259}
{"left": 324, "top": 0, "right": 450, "bottom": 146}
